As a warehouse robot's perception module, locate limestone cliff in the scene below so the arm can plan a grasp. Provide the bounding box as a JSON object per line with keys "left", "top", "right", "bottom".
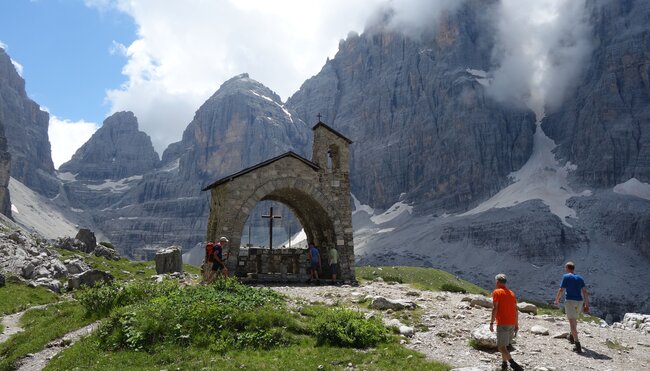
{"left": 287, "top": 0, "right": 536, "bottom": 212}
{"left": 0, "top": 48, "right": 58, "bottom": 197}
{"left": 542, "top": 0, "right": 650, "bottom": 187}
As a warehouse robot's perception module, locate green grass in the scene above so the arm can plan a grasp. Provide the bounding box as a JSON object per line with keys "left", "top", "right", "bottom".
{"left": 0, "top": 301, "right": 95, "bottom": 371}
{"left": 47, "top": 335, "right": 450, "bottom": 371}
{"left": 0, "top": 281, "right": 59, "bottom": 315}
{"left": 52, "top": 248, "right": 200, "bottom": 280}
{"left": 356, "top": 266, "right": 488, "bottom": 295}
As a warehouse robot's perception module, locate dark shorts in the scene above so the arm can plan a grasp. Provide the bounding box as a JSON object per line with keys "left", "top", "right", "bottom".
{"left": 330, "top": 263, "right": 338, "bottom": 274}
{"left": 310, "top": 261, "right": 319, "bottom": 270}
{"left": 212, "top": 262, "right": 225, "bottom": 271}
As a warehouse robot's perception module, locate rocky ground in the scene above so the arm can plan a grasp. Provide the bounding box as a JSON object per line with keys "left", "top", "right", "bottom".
{"left": 271, "top": 281, "right": 650, "bottom": 371}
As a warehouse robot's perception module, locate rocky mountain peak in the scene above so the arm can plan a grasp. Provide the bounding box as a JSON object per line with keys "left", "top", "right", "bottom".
{"left": 205, "top": 72, "right": 283, "bottom": 106}
{"left": 163, "top": 73, "right": 309, "bottom": 180}
{"left": 58, "top": 111, "right": 160, "bottom": 180}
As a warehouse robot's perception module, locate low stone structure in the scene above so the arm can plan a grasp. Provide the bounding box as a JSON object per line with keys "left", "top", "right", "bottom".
{"left": 203, "top": 121, "right": 356, "bottom": 282}
{"left": 237, "top": 247, "right": 309, "bottom": 282}
{"left": 155, "top": 246, "right": 183, "bottom": 274}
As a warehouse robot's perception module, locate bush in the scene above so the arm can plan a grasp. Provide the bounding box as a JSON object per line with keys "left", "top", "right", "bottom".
{"left": 381, "top": 275, "right": 403, "bottom": 284}
{"left": 97, "top": 278, "right": 291, "bottom": 351}
{"left": 440, "top": 283, "right": 467, "bottom": 294}
{"left": 312, "top": 308, "right": 388, "bottom": 348}
{"left": 76, "top": 280, "right": 180, "bottom": 317}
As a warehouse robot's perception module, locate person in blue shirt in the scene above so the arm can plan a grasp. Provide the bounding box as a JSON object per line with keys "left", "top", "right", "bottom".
{"left": 307, "top": 242, "right": 321, "bottom": 284}
{"left": 554, "top": 261, "right": 590, "bottom": 353}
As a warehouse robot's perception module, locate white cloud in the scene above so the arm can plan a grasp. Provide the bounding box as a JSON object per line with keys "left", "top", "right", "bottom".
{"left": 487, "top": 0, "right": 594, "bottom": 117}
{"left": 48, "top": 116, "right": 99, "bottom": 169}
{"left": 84, "top": 0, "right": 386, "bottom": 154}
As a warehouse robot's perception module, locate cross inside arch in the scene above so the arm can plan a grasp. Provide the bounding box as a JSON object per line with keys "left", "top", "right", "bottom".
{"left": 261, "top": 206, "right": 282, "bottom": 250}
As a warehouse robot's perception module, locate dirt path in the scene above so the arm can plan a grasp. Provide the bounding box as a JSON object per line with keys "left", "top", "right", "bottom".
{"left": 271, "top": 281, "right": 650, "bottom": 371}
{"left": 0, "top": 305, "right": 50, "bottom": 345}
{"left": 14, "top": 321, "right": 100, "bottom": 371}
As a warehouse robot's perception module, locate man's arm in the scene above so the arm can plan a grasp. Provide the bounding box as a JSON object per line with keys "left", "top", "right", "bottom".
{"left": 582, "top": 287, "right": 589, "bottom": 313}
{"left": 554, "top": 288, "right": 564, "bottom": 305}
{"left": 490, "top": 300, "right": 498, "bottom": 332}
{"left": 515, "top": 300, "right": 519, "bottom": 333}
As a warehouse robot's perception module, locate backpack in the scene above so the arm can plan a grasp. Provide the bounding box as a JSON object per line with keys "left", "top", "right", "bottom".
{"left": 206, "top": 243, "right": 215, "bottom": 262}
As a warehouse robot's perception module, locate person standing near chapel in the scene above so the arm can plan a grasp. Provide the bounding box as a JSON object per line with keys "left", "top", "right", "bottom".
{"left": 554, "top": 261, "right": 589, "bottom": 353}
{"left": 490, "top": 274, "right": 524, "bottom": 371}
{"left": 328, "top": 246, "right": 339, "bottom": 283}
{"left": 207, "top": 237, "right": 229, "bottom": 283}
{"left": 307, "top": 242, "right": 321, "bottom": 284}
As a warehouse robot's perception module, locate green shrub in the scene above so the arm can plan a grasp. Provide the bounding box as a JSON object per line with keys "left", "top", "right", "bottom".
{"left": 97, "top": 278, "right": 290, "bottom": 351}
{"left": 76, "top": 279, "right": 180, "bottom": 317}
{"left": 440, "top": 283, "right": 467, "bottom": 293}
{"left": 312, "top": 308, "right": 388, "bottom": 348}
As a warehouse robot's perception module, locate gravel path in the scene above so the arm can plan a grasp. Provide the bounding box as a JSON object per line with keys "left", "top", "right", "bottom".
{"left": 14, "top": 321, "right": 100, "bottom": 371}
{"left": 271, "top": 281, "right": 650, "bottom": 371}
{"left": 0, "top": 304, "right": 51, "bottom": 345}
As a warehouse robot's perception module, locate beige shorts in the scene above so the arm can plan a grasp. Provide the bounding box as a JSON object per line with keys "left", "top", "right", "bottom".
{"left": 496, "top": 325, "right": 515, "bottom": 347}
{"left": 565, "top": 300, "right": 583, "bottom": 320}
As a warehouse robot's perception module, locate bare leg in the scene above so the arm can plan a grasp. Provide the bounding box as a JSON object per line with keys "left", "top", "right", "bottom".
{"left": 569, "top": 319, "right": 579, "bottom": 342}
{"left": 498, "top": 345, "right": 512, "bottom": 362}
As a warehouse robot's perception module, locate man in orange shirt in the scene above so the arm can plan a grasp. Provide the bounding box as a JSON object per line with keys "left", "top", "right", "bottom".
{"left": 490, "top": 273, "right": 524, "bottom": 371}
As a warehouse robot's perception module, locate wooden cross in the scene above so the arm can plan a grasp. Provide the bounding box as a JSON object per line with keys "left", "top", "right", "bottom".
{"left": 317, "top": 113, "right": 322, "bottom": 122}
{"left": 261, "top": 206, "right": 282, "bottom": 250}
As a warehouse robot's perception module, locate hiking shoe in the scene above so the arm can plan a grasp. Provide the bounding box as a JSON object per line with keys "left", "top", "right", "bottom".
{"left": 568, "top": 334, "right": 575, "bottom": 344}
{"left": 573, "top": 341, "right": 582, "bottom": 353}
{"left": 501, "top": 361, "right": 508, "bottom": 370}
{"left": 509, "top": 360, "right": 524, "bottom": 371}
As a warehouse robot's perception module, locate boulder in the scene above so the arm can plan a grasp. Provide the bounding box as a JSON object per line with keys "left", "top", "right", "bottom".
{"left": 399, "top": 325, "right": 415, "bottom": 337}
{"left": 470, "top": 296, "right": 493, "bottom": 309}
{"left": 68, "top": 269, "right": 114, "bottom": 290}
{"left": 94, "top": 244, "right": 120, "bottom": 261}
{"left": 470, "top": 324, "right": 497, "bottom": 350}
{"left": 21, "top": 262, "right": 35, "bottom": 279}
{"left": 369, "top": 296, "right": 417, "bottom": 310}
{"left": 154, "top": 246, "right": 183, "bottom": 274}
{"left": 530, "top": 325, "right": 549, "bottom": 335}
{"left": 552, "top": 331, "right": 570, "bottom": 339}
{"left": 517, "top": 302, "right": 538, "bottom": 315}
{"left": 32, "top": 277, "right": 62, "bottom": 293}
{"left": 54, "top": 237, "right": 86, "bottom": 252}
{"left": 49, "top": 260, "right": 68, "bottom": 278}
{"left": 64, "top": 258, "right": 90, "bottom": 275}
{"left": 75, "top": 229, "right": 97, "bottom": 253}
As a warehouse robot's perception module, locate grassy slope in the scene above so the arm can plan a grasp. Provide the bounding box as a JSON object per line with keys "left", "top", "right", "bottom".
{"left": 357, "top": 266, "right": 488, "bottom": 295}
{"left": 6, "top": 264, "right": 505, "bottom": 370}
{"left": 0, "top": 282, "right": 59, "bottom": 315}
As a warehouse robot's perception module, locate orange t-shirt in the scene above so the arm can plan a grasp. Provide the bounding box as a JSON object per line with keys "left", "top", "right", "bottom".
{"left": 492, "top": 288, "right": 517, "bottom": 326}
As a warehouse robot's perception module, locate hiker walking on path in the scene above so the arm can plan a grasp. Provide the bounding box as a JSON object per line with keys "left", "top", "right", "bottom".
{"left": 328, "top": 247, "right": 339, "bottom": 283}
{"left": 554, "top": 261, "right": 589, "bottom": 353}
{"left": 490, "top": 273, "right": 524, "bottom": 371}
{"left": 307, "top": 242, "right": 321, "bottom": 284}
{"left": 208, "top": 237, "right": 229, "bottom": 283}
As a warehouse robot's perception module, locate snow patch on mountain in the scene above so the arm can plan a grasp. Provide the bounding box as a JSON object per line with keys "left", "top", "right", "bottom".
{"left": 460, "top": 123, "right": 591, "bottom": 226}
{"left": 613, "top": 178, "right": 650, "bottom": 200}
{"left": 85, "top": 175, "right": 143, "bottom": 192}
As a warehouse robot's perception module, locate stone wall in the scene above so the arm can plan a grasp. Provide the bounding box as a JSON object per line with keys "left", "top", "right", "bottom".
{"left": 236, "top": 247, "right": 310, "bottom": 282}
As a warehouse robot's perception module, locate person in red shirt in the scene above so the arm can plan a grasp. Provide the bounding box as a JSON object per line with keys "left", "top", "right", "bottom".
{"left": 490, "top": 273, "right": 524, "bottom": 371}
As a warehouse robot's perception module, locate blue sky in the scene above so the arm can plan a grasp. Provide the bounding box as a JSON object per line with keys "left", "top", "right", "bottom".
{"left": 0, "top": 0, "right": 135, "bottom": 123}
